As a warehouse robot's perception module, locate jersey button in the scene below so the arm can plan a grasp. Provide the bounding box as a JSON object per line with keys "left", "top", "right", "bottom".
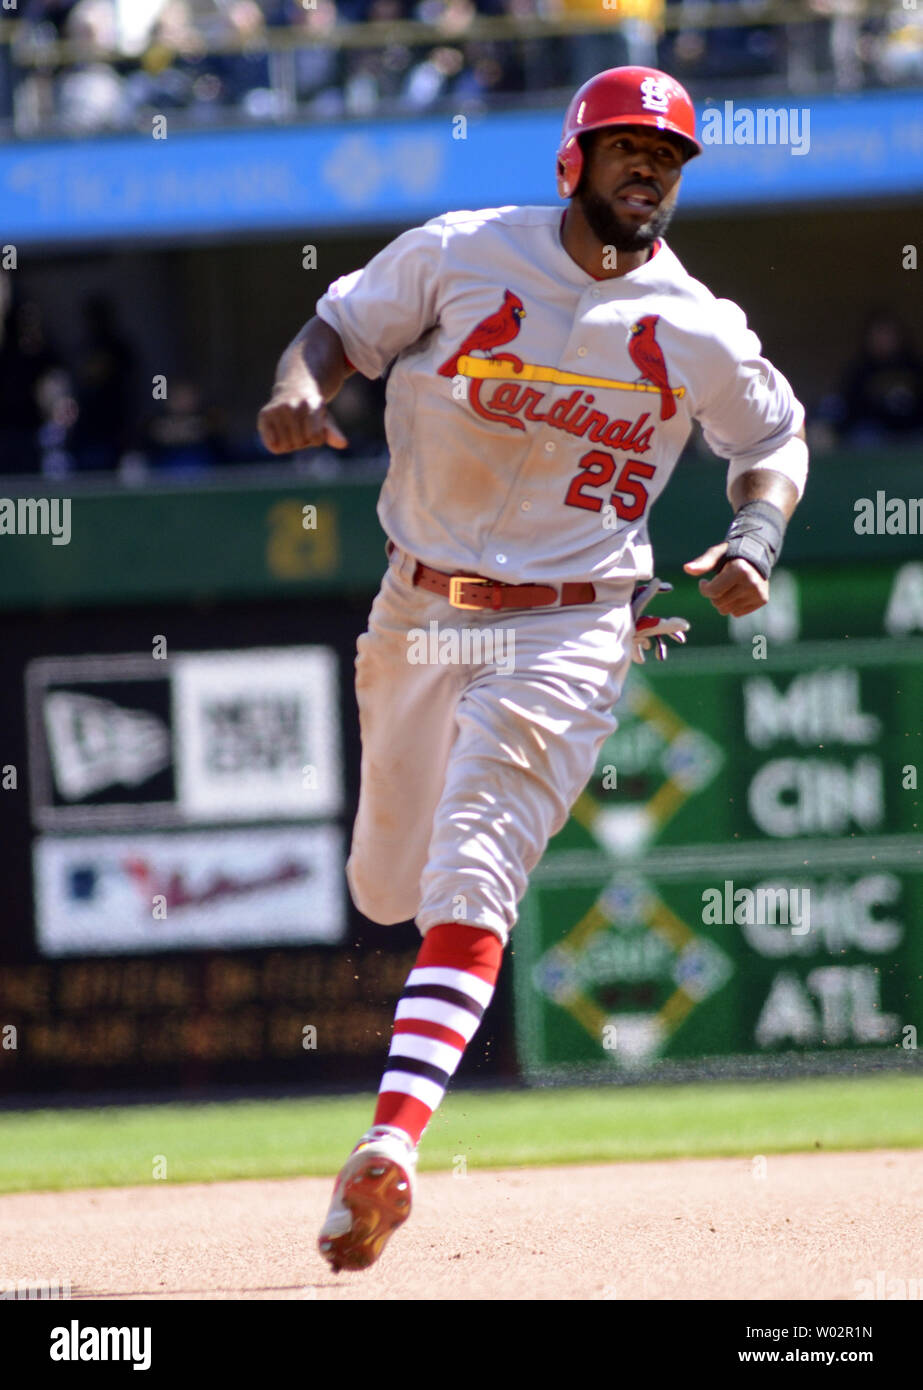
{"left": 577, "top": 347, "right": 587, "bottom": 357}
{"left": 521, "top": 500, "right": 531, "bottom": 511}
{"left": 544, "top": 441, "right": 555, "bottom": 453}
{"left": 496, "top": 553, "right": 507, "bottom": 564}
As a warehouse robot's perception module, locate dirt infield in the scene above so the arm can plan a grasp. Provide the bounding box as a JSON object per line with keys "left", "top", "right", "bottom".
{"left": 1, "top": 1149, "right": 919, "bottom": 1301}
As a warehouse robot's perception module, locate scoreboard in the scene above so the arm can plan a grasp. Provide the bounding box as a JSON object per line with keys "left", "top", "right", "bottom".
{"left": 514, "top": 560, "right": 923, "bottom": 1078}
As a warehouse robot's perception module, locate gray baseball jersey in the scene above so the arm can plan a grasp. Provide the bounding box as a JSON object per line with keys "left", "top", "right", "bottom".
{"left": 315, "top": 204, "right": 805, "bottom": 586}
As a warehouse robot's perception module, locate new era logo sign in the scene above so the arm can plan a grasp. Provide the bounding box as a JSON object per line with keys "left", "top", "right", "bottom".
{"left": 43, "top": 692, "right": 171, "bottom": 800}
{"left": 639, "top": 77, "right": 670, "bottom": 114}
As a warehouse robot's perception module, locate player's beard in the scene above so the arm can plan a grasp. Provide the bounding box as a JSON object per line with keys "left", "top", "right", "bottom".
{"left": 576, "top": 186, "right": 676, "bottom": 253}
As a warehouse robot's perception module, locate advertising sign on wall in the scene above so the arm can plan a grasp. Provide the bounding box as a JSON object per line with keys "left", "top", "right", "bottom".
{"left": 34, "top": 824, "right": 344, "bottom": 956}
{"left": 27, "top": 646, "right": 342, "bottom": 830}
{"left": 514, "top": 568, "right": 923, "bottom": 1079}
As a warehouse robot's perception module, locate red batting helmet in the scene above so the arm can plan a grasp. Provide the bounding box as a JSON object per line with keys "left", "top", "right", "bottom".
{"left": 556, "top": 67, "right": 702, "bottom": 198}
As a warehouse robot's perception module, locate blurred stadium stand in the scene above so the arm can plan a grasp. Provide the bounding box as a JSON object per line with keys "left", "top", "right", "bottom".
{"left": 0, "top": 1, "right": 920, "bottom": 137}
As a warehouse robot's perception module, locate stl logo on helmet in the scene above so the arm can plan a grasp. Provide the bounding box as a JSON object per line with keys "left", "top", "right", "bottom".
{"left": 639, "top": 76, "right": 671, "bottom": 114}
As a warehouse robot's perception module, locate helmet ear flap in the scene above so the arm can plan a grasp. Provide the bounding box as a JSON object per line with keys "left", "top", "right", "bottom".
{"left": 556, "top": 138, "right": 583, "bottom": 199}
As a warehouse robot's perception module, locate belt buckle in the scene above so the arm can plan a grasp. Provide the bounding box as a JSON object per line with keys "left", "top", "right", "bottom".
{"left": 448, "top": 576, "right": 492, "bottom": 609}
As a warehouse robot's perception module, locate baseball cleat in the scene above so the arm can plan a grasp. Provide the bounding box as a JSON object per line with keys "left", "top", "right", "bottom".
{"left": 318, "top": 1125, "right": 417, "bottom": 1273}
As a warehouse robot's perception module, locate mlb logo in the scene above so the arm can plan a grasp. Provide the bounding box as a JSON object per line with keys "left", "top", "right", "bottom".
{"left": 639, "top": 76, "right": 670, "bottom": 114}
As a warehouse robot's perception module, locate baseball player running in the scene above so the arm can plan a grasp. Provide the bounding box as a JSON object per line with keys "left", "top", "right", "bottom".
{"left": 257, "top": 66, "right": 808, "bottom": 1274}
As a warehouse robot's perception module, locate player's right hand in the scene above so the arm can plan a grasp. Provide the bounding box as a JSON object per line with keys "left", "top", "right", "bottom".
{"left": 257, "top": 394, "right": 348, "bottom": 455}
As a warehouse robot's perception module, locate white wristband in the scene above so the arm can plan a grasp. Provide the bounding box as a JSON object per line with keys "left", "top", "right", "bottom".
{"left": 726, "top": 435, "right": 809, "bottom": 503}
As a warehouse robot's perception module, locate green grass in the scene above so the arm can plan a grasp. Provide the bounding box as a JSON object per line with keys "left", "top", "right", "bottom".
{"left": 0, "top": 1075, "right": 920, "bottom": 1195}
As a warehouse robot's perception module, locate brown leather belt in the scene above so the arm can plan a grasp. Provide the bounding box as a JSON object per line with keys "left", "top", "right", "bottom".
{"left": 409, "top": 556, "right": 596, "bottom": 611}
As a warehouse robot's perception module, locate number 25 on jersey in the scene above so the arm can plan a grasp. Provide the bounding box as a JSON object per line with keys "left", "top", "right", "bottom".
{"left": 564, "top": 449, "right": 655, "bottom": 523}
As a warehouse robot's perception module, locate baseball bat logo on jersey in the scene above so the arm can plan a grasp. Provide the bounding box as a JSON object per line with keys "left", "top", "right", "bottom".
{"left": 437, "top": 289, "right": 526, "bottom": 379}
{"left": 628, "top": 315, "right": 678, "bottom": 421}
{"left": 440, "top": 293, "right": 684, "bottom": 440}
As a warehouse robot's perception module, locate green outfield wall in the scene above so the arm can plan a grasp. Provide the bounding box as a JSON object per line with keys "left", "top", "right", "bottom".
{"left": 0, "top": 449, "right": 920, "bottom": 610}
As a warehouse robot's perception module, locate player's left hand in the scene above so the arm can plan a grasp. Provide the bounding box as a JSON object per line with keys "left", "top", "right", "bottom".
{"left": 630, "top": 578, "right": 690, "bottom": 663}
{"left": 683, "top": 542, "right": 769, "bottom": 617}
{"left": 632, "top": 614, "right": 690, "bottom": 664}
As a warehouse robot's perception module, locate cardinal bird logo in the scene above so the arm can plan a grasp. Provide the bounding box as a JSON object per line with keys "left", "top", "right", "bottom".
{"left": 438, "top": 290, "right": 526, "bottom": 378}
{"left": 628, "top": 315, "right": 678, "bottom": 421}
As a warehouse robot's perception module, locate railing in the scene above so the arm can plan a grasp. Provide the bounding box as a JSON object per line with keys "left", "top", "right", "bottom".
{"left": 0, "top": 1, "right": 904, "bottom": 62}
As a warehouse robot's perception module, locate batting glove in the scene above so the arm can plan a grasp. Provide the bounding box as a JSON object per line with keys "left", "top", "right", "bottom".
{"left": 630, "top": 578, "right": 690, "bottom": 664}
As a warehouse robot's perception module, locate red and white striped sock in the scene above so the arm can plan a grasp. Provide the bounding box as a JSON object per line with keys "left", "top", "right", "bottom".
{"left": 373, "top": 922, "right": 503, "bottom": 1147}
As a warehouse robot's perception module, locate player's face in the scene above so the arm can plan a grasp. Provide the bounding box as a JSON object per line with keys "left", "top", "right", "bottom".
{"left": 576, "top": 127, "right": 685, "bottom": 254}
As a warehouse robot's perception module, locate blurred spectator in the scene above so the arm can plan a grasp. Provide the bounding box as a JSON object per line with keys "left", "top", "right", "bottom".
{"left": 505, "top": 0, "right": 570, "bottom": 99}
{"left": 422, "top": 0, "right": 525, "bottom": 98}
{"left": 20, "top": 0, "right": 82, "bottom": 34}
{"left": 786, "top": 0, "right": 892, "bottom": 93}
{"left": 0, "top": 297, "right": 63, "bottom": 474}
{"left": 403, "top": 43, "right": 465, "bottom": 107}
{"left": 809, "top": 0, "right": 863, "bottom": 91}
{"left": 213, "top": 0, "right": 280, "bottom": 118}
{"left": 56, "top": 0, "right": 129, "bottom": 132}
{"left": 338, "top": 0, "right": 414, "bottom": 115}
{"left": 415, "top": 0, "right": 477, "bottom": 36}
{"left": 875, "top": 5, "right": 923, "bottom": 85}
{"left": 452, "top": 39, "right": 507, "bottom": 107}
{"left": 36, "top": 368, "right": 80, "bottom": 477}
{"left": 667, "top": 0, "right": 779, "bottom": 84}
{"left": 114, "top": 0, "right": 173, "bottom": 58}
{"left": 550, "top": 0, "right": 625, "bottom": 89}
{"left": 619, "top": 0, "right": 664, "bottom": 69}
{"left": 833, "top": 311, "right": 923, "bottom": 446}
{"left": 142, "top": 378, "right": 229, "bottom": 473}
{"left": 69, "top": 295, "right": 138, "bottom": 471}
{"left": 288, "top": 0, "right": 344, "bottom": 115}
{"left": 127, "top": 0, "right": 208, "bottom": 119}
{"left": 0, "top": 33, "right": 11, "bottom": 125}
{"left": 783, "top": 7, "right": 826, "bottom": 93}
